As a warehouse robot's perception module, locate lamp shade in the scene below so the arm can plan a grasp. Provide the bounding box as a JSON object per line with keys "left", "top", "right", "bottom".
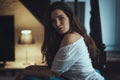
{"left": 19, "top": 30, "right": 34, "bottom": 44}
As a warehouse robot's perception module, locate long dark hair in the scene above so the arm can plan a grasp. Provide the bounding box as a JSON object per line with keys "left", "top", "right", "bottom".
{"left": 42, "top": 1, "right": 99, "bottom": 68}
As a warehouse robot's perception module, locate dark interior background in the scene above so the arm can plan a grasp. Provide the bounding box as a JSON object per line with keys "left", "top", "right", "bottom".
{"left": 0, "top": 16, "right": 15, "bottom": 61}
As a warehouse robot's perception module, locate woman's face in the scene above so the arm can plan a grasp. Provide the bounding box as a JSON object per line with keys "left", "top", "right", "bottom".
{"left": 51, "top": 9, "right": 70, "bottom": 34}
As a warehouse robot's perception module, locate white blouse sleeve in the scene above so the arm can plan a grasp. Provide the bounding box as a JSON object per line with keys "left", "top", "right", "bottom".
{"left": 51, "top": 37, "right": 89, "bottom": 75}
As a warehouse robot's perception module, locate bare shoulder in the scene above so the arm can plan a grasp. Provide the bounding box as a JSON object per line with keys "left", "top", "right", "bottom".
{"left": 60, "top": 32, "right": 81, "bottom": 47}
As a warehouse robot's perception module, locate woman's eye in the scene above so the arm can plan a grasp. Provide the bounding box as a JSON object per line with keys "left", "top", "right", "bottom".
{"left": 59, "top": 16, "right": 64, "bottom": 21}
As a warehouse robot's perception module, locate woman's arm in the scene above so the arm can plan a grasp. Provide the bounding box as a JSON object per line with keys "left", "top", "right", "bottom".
{"left": 23, "top": 69, "right": 59, "bottom": 77}
{"left": 15, "top": 65, "right": 59, "bottom": 80}
{"left": 51, "top": 32, "right": 82, "bottom": 74}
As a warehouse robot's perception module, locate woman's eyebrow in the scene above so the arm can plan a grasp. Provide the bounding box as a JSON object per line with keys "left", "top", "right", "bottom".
{"left": 51, "top": 15, "right": 64, "bottom": 20}
{"left": 57, "top": 15, "right": 64, "bottom": 17}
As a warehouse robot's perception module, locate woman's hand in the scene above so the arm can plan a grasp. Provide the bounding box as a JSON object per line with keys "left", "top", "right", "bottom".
{"left": 15, "top": 65, "right": 48, "bottom": 80}
{"left": 15, "top": 65, "right": 59, "bottom": 80}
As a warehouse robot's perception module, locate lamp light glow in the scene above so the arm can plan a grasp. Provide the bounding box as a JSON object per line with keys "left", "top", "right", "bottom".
{"left": 20, "top": 30, "right": 34, "bottom": 44}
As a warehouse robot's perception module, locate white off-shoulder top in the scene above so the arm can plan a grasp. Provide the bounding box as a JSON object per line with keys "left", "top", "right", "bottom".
{"left": 51, "top": 37, "right": 105, "bottom": 80}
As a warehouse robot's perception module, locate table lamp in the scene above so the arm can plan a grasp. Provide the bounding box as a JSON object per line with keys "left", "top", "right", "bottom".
{"left": 18, "top": 30, "right": 34, "bottom": 65}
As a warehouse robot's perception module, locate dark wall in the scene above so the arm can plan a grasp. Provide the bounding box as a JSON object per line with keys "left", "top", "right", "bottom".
{"left": 20, "top": 0, "right": 50, "bottom": 24}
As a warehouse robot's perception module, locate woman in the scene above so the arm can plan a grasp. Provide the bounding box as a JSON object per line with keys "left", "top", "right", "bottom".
{"left": 16, "top": 1, "right": 105, "bottom": 80}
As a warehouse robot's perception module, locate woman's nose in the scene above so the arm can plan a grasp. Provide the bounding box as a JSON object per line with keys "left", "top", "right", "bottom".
{"left": 56, "top": 19, "right": 61, "bottom": 27}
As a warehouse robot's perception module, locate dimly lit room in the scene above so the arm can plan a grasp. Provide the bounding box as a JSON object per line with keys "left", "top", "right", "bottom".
{"left": 0, "top": 0, "right": 120, "bottom": 80}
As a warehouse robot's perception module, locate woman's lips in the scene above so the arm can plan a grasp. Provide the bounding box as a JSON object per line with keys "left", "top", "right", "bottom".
{"left": 58, "top": 27, "right": 64, "bottom": 32}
